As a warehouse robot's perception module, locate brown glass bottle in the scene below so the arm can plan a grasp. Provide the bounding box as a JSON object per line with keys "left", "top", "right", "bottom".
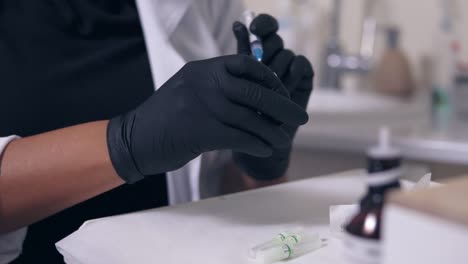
{"left": 346, "top": 157, "right": 401, "bottom": 240}
{"left": 343, "top": 127, "right": 402, "bottom": 263}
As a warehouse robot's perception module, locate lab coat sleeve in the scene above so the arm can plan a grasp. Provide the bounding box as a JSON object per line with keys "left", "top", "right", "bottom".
{"left": 210, "top": 0, "right": 246, "bottom": 56}
{"left": 0, "top": 136, "right": 28, "bottom": 264}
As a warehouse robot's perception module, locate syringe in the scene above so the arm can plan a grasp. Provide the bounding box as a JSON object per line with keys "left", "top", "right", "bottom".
{"left": 248, "top": 231, "right": 293, "bottom": 259}
{"left": 248, "top": 229, "right": 320, "bottom": 260}
{"left": 256, "top": 233, "right": 321, "bottom": 264}
{"left": 242, "top": 11, "right": 264, "bottom": 62}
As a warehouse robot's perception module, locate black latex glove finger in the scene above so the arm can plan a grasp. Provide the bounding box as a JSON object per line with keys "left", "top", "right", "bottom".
{"left": 250, "top": 14, "right": 279, "bottom": 38}
{"left": 217, "top": 124, "right": 273, "bottom": 157}
{"left": 224, "top": 77, "right": 308, "bottom": 126}
{"left": 232, "top": 21, "right": 251, "bottom": 55}
{"left": 290, "top": 79, "right": 313, "bottom": 113}
{"left": 210, "top": 97, "right": 291, "bottom": 148}
{"left": 281, "top": 72, "right": 314, "bottom": 138}
{"left": 260, "top": 33, "right": 284, "bottom": 64}
{"left": 269, "top": 49, "right": 295, "bottom": 80}
{"left": 250, "top": 14, "right": 282, "bottom": 64}
{"left": 284, "top": 55, "right": 314, "bottom": 99}
{"left": 225, "top": 55, "right": 288, "bottom": 98}
{"left": 277, "top": 56, "right": 314, "bottom": 138}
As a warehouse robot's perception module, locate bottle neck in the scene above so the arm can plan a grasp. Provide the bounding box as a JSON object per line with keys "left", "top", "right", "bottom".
{"left": 361, "top": 156, "right": 402, "bottom": 209}
{"left": 368, "top": 180, "right": 401, "bottom": 195}
{"left": 367, "top": 156, "right": 402, "bottom": 187}
{"left": 367, "top": 157, "right": 401, "bottom": 173}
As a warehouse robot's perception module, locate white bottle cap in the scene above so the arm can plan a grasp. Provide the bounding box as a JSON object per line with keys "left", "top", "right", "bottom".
{"left": 367, "top": 126, "right": 400, "bottom": 159}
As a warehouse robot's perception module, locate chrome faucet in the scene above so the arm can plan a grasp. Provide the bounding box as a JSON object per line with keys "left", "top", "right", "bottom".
{"left": 320, "top": 0, "right": 377, "bottom": 89}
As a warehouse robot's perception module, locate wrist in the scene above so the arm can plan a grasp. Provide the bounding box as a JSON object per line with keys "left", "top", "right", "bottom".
{"left": 106, "top": 114, "right": 145, "bottom": 184}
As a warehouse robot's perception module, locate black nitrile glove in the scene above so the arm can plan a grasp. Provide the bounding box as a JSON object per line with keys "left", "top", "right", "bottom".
{"left": 107, "top": 55, "right": 309, "bottom": 184}
{"left": 232, "top": 14, "right": 314, "bottom": 181}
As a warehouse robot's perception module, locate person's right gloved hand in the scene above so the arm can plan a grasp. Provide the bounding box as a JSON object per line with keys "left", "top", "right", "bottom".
{"left": 107, "top": 55, "right": 309, "bottom": 184}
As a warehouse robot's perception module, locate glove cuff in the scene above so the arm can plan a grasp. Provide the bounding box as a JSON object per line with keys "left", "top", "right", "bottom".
{"left": 107, "top": 114, "right": 145, "bottom": 184}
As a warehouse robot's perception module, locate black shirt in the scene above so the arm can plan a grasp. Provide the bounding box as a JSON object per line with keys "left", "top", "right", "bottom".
{"left": 0, "top": 1, "right": 168, "bottom": 262}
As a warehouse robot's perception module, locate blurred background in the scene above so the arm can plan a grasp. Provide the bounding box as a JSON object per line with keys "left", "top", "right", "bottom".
{"left": 244, "top": 0, "right": 468, "bottom": 182}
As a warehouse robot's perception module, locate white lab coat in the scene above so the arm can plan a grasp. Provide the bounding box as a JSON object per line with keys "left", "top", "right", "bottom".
{"left": 0, "top": 0, "right": 245, "bottom": 262}
{"left": 138, "top": 0, "right": 245, "bottom": 205}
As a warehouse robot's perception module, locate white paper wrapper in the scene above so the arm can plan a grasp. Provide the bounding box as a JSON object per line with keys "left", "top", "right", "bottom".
{"left": 329, "top": 205, "right": 359, "bottom": 239}
{"left": 413, "top": 173, "right": 432, "bottom": 190}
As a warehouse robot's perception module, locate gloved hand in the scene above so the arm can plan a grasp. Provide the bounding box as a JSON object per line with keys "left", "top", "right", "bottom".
{"left": 232, "top": 14, "right": 314, "bottom": 181}
{"left": 107, "top": 55, "right": 309, "bottom": 184}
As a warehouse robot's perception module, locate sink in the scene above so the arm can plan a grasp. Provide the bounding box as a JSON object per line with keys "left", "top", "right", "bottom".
{"left": 296, "top": 89, "right": 468, "bottom": 166}
{"left": 306, "top": 89, "right": 429, "bottom": 128}
{"left": 308, "top": 89, "right": 415, "bottom": 113}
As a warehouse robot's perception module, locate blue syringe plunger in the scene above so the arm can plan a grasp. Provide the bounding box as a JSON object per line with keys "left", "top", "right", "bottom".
{"left": 251, "top": 42, "right": 263, "bottom": 62}
{"left": 242, "top": 10, "right": 264, "bottom": 62}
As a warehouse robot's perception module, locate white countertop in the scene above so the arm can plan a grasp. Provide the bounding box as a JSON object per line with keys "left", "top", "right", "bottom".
{"left": 57, "top": 170, "right": 376, "bottom": 264}
{"left": 296, "top": 90, "right": 468, "bottom": 165}
{"left": 295, "top": 122, "right": 468, "bottom": 166}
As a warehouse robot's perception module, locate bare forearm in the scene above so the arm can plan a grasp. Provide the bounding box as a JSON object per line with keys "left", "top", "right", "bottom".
{"left": 0, "top": 121, "right": 124, "bottom": 233}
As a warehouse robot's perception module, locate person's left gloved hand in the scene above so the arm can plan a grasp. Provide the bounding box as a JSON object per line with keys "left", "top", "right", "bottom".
{"left": 232, "top": 14, "right": 314, "bottom": 181}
